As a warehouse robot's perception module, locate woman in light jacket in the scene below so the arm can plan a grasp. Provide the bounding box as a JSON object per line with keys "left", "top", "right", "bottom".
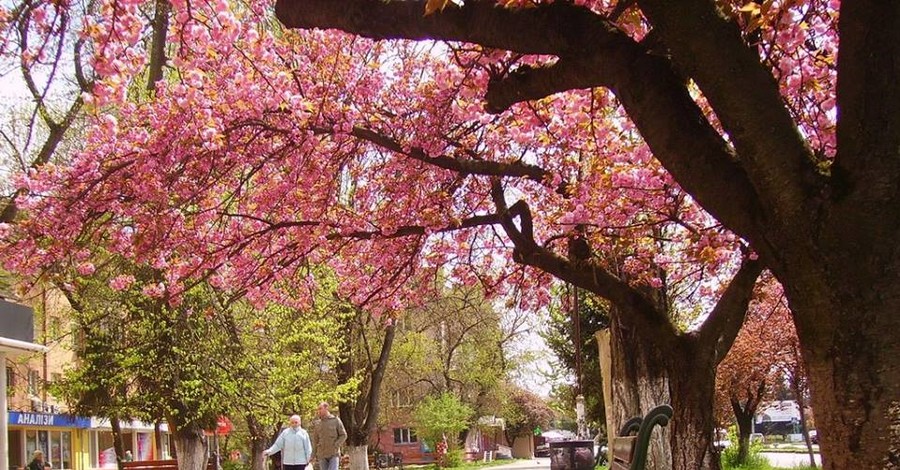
{"left": 264, "top": 415, "right": 313, "bottom": 470}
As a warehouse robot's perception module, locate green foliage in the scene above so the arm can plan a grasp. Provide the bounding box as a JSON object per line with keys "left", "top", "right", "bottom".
{"left": 382, "top": 284, "right": 514, "bottom": 427}
{"left": 221, "top": 461, "right": 249, "bottom": 470}
{"left": 444, "top": 449, "right": 463, "bottom": 468}
{"left": 51, "top": 255, "right": 353, "bottom": 440}
{"left": 412, "top": 392, "right": 474, "bottom": 447}
{"left": 721, "top": 450, "right": 773, "bottom": 470}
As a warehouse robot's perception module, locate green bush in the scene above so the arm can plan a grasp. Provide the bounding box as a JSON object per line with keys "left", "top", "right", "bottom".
{"left": 221, "top": 460, "right": 249, "bottom": 470}
{"left": 445, "top": 449, "right": 464, "bottom": 468}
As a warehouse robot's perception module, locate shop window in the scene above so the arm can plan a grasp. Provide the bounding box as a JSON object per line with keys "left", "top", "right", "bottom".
{"left": 161, "top": 433, "right": 171, "bottom": 459}
{"left": 90, "top": 431, "right": 116, "bottom": 468}
{"left": 60, "top": 432, "right": 71, "bottom": 470}
{"left": 393, "top": 428, "right": 417, "bottom": 444}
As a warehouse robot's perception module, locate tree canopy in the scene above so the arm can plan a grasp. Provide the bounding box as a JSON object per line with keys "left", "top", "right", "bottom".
{"left": 2, "top": 0, "right": 898, "bottom": 468}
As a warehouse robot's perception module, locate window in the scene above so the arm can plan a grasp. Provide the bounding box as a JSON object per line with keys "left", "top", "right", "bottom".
{"left": 7, "top": 367, "right": 15, "bottom": 392}
{"left": 393, "top": 428, "right": 417, "bottom": 444}
{"left": 29, "top": 431, "right": 73, "bottom": 470}
{"left": 27, "top": 369, "right": 40, "bottom": 396}
{"left": 90, "top": 431, "right": 116, "bottom": 468}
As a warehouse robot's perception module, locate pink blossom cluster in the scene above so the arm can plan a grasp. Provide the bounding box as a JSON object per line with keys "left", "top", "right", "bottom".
{"left": 0, "top": 0, "right": 838, "bottom": 319}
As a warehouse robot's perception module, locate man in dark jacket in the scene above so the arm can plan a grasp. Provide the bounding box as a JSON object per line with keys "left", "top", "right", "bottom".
{"left": 312, "top": 402, "right": 347, "bottom": 470}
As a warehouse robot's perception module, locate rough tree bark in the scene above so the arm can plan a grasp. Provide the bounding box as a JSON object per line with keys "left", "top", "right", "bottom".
{"left": 171, "top": 422, "right": 209, "bottom": 470}
{"left": 608, "top": 313, "right": 671, "bottom": 470}
{"left": 246, "top": 415, "right": 271, "bottom": 470}
{"left": 337, "top": 310, "right": 397, "bottom": 470}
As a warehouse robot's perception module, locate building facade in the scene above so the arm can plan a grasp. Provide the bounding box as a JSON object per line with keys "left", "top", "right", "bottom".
{"left": 2, "top": 294, "right": 172, "bottom": 470}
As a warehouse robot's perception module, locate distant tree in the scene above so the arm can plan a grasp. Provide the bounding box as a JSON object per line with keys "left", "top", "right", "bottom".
{"left": 715, "top": 274, "right": 790, "bottom": 465}
{"left": 412, "top": 393, "right": 474, "bottom": 450}
{"left": 501, "top": 385, "right": 555, "bottom": 445}
{"left": 385, "top": 285, "right": 515, "bottom": 420}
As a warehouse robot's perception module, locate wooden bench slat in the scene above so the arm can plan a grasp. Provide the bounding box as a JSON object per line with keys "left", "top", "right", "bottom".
{"left": 611, "top": 436, "right": 636, "bottom": 463}
{"left": 607, "top": 405, "right": 673, "bottom": 470}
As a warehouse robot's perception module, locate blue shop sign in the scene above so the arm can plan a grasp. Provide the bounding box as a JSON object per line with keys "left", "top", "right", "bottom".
{"left": 8, "top": 412, "right": 90, "bottom": 428}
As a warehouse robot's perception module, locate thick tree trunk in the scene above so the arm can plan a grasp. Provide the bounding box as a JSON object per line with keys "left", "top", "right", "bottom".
{"left": 608, "top": 317, "right": 671, "bottom": 470}
{"left": 246, "top": 415, "right": 270, "bottom": 470}
{"left": 667, "top": 348, "right": 719, "bottom": 470}
{"left": 785, "top": 263, "right": 900, "bottom": 469}
{"left": 800, "top": 309, "right": 900, "bottom": 469}
{"left": 346, "top": 446, "right": 368, "bottom": 470}
{"left": 111, "top": 418, "right": 126, "bottom": 470}
{"left": 172, "top": 422, "right": 209, "bottom": 470}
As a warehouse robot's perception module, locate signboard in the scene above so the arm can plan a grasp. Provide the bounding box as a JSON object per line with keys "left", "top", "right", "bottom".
{"left": 8, "top": 412, "right": 91, "bottom": 428}
{"left": 203, "top": 416, "right": 233, "bottom": 436}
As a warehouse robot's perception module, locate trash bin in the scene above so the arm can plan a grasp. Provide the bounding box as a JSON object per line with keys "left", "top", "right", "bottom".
{"left": 549, "top": 440, "right": 594, "bottom": 470}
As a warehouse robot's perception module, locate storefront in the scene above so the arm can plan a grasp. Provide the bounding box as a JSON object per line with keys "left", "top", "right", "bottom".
{"left": 87, "top": 419, "right": 171, "bottom": 469}
{"left": 7, "top": 411, "right": 90, "bottom": 470}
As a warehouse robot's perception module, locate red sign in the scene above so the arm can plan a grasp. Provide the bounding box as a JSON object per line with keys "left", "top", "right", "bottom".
{"left": 204, "top": 416, "right": 233, "bottom": 435}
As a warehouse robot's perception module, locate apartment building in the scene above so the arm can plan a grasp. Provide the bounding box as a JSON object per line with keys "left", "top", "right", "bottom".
{"left": 1, "top": 294, "right": 172, "bottom": 470}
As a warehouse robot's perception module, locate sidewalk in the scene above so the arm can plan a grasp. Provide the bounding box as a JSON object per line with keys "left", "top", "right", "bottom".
{"left": 482, "top": 458, "right": 550, "bottom": 470}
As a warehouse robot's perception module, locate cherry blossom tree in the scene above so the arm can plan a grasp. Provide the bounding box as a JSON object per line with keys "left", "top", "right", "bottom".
{"left": 715, "top": 273, "right": 793, "bottom": 465}
{"left": 1, "top": 0, "right": 896, "bottom": 468}
{"left": 266, "top": 2, "right": 898, "bottom": 469}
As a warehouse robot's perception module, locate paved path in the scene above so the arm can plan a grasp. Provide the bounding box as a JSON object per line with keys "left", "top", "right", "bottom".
{"left": 760, "top": 451, "right": 821, "bottom": 468}
{"left": 484, "top": 454, "right": 821, "bottom": 469}
{"left": 484, "top": 458, "right": 550, "bottom": 470}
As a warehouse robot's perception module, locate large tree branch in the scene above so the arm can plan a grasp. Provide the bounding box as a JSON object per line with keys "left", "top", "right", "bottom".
{"left": 347, "top": 126, "right": 561, "bottom": 191}
{"left": 831, "top": 1, "right": 900, "bottom": 240}
{"left": 147, "top": 0, "right": 171, "bottom": 91}
{"left": 638, "top": 0, "right": 821, "bottom": 228}
{"left": 275, "top": 0, "right": 617, "bottom": 56}
{"left": 484, "top": 59, "right": 608, "bottom": 114}
{"left": 488, "top": 179, "right": 679, "bottom": 345}
{"left": 275, "top": 0, "right": 769, "bottom": 254}
{"left": 696, "top": 256, "right": 764, "bottom": 365}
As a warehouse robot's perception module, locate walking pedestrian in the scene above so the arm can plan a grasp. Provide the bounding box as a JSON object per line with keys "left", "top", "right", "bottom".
{"left": 264, "top": 415, "right": 313, "bottom": 470}
{"left": 312, "top": 403, "right": 346, "bottom": 470}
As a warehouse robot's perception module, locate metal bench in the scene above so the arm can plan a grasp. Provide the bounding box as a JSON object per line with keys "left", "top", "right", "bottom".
{"left": 610, "top": 405, "right": 673, "bottom": 470}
